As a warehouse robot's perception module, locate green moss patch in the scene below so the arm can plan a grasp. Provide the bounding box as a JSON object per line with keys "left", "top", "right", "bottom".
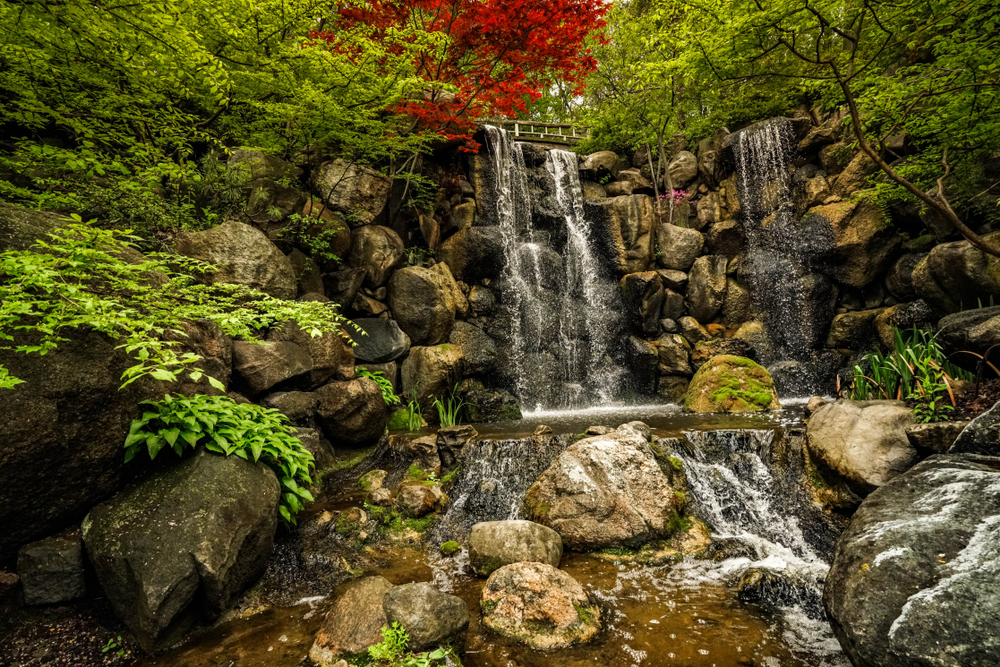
{"left": 439, "top": 541, "right": 461, "bottom": 556}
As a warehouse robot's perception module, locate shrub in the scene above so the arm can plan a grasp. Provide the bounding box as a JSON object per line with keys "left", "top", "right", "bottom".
{"left": 125, "top": 394, "right": 315, "bottom": 526}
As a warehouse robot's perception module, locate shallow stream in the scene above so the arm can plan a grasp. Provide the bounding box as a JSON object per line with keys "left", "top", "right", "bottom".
{"left": 143, "top": 405, "right": 849, "bottom": 667}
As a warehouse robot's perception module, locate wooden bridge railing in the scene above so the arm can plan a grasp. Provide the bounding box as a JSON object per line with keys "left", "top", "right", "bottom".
{"left": 482, "top": 119, "right": 592, "bottom": 145}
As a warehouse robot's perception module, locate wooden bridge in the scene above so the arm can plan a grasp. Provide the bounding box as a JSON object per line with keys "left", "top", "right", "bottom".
{"left": 482, "top": 119, "right": 592, "bottom": 145}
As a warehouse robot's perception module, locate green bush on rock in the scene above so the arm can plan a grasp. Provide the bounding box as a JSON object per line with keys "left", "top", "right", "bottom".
{"left": 683, "top": 355, "right": 781, "bottom": 413}
{"left": 125, "top": 394, "right": 314, "bottom": 526}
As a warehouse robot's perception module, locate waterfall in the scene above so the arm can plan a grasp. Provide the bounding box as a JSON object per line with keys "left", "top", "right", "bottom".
{"left": 733, "top": 119, "right": 834, "bottom": 394}
{"left": 669, "top": 429, "right": 848, "bottom": 664}
{"left": 484, "top": 126, "right": 625, "bottom": 410}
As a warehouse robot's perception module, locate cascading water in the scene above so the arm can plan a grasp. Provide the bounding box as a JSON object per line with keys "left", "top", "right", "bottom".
{"left": 485, "top": 126, "right": 625, "bottom": 410}
{"left": 668, "top": 429, "right": 849, "bottom": 665}
{"left": 734, "top": 119, "right": 837, "bottom": 393}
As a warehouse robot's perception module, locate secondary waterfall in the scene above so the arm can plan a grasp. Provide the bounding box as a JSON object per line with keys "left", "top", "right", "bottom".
{"left": 734, "top": 118, "right": 836, "bottom": 393}
{"left": 485, "top": 126, "right": 625, "bottom": 410}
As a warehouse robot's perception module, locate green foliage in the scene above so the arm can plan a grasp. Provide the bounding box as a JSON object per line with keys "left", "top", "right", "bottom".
{"left": 357, "top": 366, "right": 401, "bottom": 406}
{"left": 406, "top": 390, "right": 425, "bottom": 430}
{"left": 403, "top": 247, "right": 435, "bottom": 268}
{"left": 433, "top": 384, "right": 464, "bottom": 427}
{"left": 278, "top": 212, "right": 345, "bottom": 264}
{"left": 125, "top": 394, "right": 315, "bottom": 525}
{"left": 848, "top": 327, "right": 973, "bottom": 422}
{"left": 369, "top": 622, "right": 410, "bottom": 663}
{"left": 101, "top": 636, "right": 125, "bottom": 659}
{"left": 0, "top": 218, "right": 354, "bottom": 390}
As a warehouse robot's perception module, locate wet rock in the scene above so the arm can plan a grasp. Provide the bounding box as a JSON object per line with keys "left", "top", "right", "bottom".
{"left": 585, "top": 195, "right": 656, "bottom": 275}
{"left": 400, "top": 344, "right": 465, "bottom": 416}
{"left": 313, "top": 160, "right": 390, "bottom": 226}
{"left": 805, "top": 201, "right": 900, "bottom": 289}
{"left": 460, "top": 384, "right": 522, "bottom": 422}
{"left": 656, "top": 268, "right": 689, "bottom": 292}
{"left": 232, "top": 341, "right": 312, "bottom": 396}
{"left": 174, "top": 220, "right": 297, "bottom": 299}
{"left": 524, "top": 425, "right": 685, "bottom": 550}
{"left": 290, "top": 427, "right": 335, "bottom": 470}
{"left": 467, "top": 285, "right": 497, "bottom": 316}
{"left": 950, "top": 399, "right": 1000, "bottom": 456}
{"left": 437, "top": 425, "right": 478, "bottom": 469}
{"left": 309, "top": 577, "right": 393, "bottom": 665}
{"left": 359, "top": 470, "right": 388, "bottom": 492}
{"left": 267, "top": 321, "right": 355, "bottom": 386}
{"left": 678, "top": 316, "right": 711, "bottom": 346}
{"left": 687, "top": 256, "right": 728, "bottom": 322}
{"left": 436, "top": 226, "right": 504, "bottom": 284}
{"left": 661, "top": 288, "right": 686, "bottom": 321}
{"left": 350, "top": 317, "right": 411, "bottom": 363}
{"left": 690, "top": 337, "right": 755, "bottom": 371}
{"left": 469, "top": 520, "right": 563, "bottom": 577}
{"left": 620, "top": 271, "right": 665, "bottom": 336}
{"left": 83, "top": 451, "right": 279, "bottom": 651}
{"left": 389, "top": 266, "right": 458, "bottom": 345}
{"left": 706, "top": 219, "right": 743, "bottom": 257}
{"left": 885, "top": 253, "right": 925, "bottom": 301}
{"left": 261, "top": 391, "right": 319, "bottom": 424}
{"left": 906, "top": 421, "right": 970, "bottom": 456}
{"left": 391, "top": 434, "right": 440, "bottom": 473}
{"left": 395, "top": 483, "right": 445, "bottom": 518}
{"left": 824, "top": 307, "right": 885, "bottom": 349}
{"left": 448, "top": 322, "right": 497, "bottom": 376}
{"left": 480, "top": 562, "right": 600, "bottom": 649}
{"left": 656, "top": 333, "right": 693, "bottom": 376}
{"left": 736, "top": 567, "right": 821, "bottom": 618}
{"left": 683, "top": 356, "right": 780, "bottom": 413}
{"left": 17, "top": 535, "right": 86, "bottom": 605}
{"left": 655, "top": 223, "right": 704, "bottom": 272}
{"left": 937, "top": 306, "right": 1000, "bottom": 359}
{"left": 382, "top": 582, "right": 469, "bottom": 652}
{"left": 621, "top": 335, "right": 658, "bottom": 394}
{"left": 807, "top": 400, "right": 917, "bottom": 496}
{"left": 323, "top": 267, "right": 365, "bottom": 307}
{"left": 585, "top": 425, "right": 613, "bottom": 436}
{"left": 315, "top": 378, "right": 388, "bottom": 447}
{"left": 658, "top": 376, "right": 689, "bottom": 403}
{"left": 805, "top": 396, "right": 828, "bottom": 417}
{"left": 722, "top": 277, "right": 753, "bottom": 325}
{"left": 824, "top": 454, "right": 1000, "bottom": 667}
{"left": 911, "top": 233, "right": 1000, "bottom": 314}
{"left": 346, "top": 226, "right": 404, "bottom": 287}
{"left": 875, "top": 301, "right": 936, "bottom": 347}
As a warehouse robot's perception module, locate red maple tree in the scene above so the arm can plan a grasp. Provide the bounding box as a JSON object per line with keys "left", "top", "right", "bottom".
{"left": 309, "top": 0, "right": 607, "bottom": 150}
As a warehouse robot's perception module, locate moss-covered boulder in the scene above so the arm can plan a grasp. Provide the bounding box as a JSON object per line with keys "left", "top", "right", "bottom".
{"left": 683, "top": 355, "right": 781, "bottom": 413}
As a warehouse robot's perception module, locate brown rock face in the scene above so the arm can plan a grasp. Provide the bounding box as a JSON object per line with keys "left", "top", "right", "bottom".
{"left": 312, "top": 159, "right": 391, "bottom": 226}
{"left": 347, "top": 225, "right": 404, "bottom": 287}
{"left": 315, "top": 377, "right": 388, "bottom": 447}
{"left": 480, "top": 562, "right": 601, "bottom": 649}
{"left": 804, "top": 201, "right": 900, "bottom": 289}
{"left": 388, "top": 266, "right": 458, "bottom": 345}
{"left": 469, "top": 520, "right": 563, "bottom": 577}
{"left": 232, "top": 341, "right": 312, "bottom": 396}
{"left": 584, "top": 195, "right": 656, "bottom": 275}
{"left": 524, "top": 425, "right": 685, "bottom": 550}
{"left": 309, "top": 576, "right": 394, "bottom": 666}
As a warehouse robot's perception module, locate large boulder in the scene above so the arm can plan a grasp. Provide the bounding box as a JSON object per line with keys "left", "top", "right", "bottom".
{"left": 803, "top": 201, "right": 900, "bottom": 289}
{"left": 656, "top": 334, "right": 693, "bottom": 376}
{"left": 346, "top": 226, "right": 404, "bottom": 287}
{"left": 315, "top": 378, "right": 388, "bottom": 447}
{"left": 460, "top": 384, "right": 522, "bottom": 422}
{"left": 683, "top": 355, "right": 781, "bottom": 413}
{"left": 309, "top": 577, "right": 393, "bottom": 666}
{"left": 174, "top": 220, "right": 297, "bottom": 299}
{"left": 382, "top": 583, "right": 469, "bottom": 652}
{"left": 436, "top": 226, "right": 504, "bottom": 284}
{"left": 912, "top": 233, "right": 1000, "bottom": 314}
{"left": 937, "top": 306, "right": 1000, "bottom": 359}
{"left": 807, "top": 400, "right": 918, "bottom": 496}
{"left": 687, "top": 255, "right": 728, "bottom": 322}
{"left": 579, "top": 151, "right": 621, "bottom": 182}
{"left": 388, "top": 266, "right": 458, "bottom": 345}
{"left": 949, "top": 399, "right": 1000, "bottom": 456}
{"left": 824, "top": 454, "right": 1000, "bottom": 667}
{"left": 448, "top": 322, "right": 497, "bottom": 376}
{"left": 468, "top": 520, "right": 563, "bottom": 577}
{"left": 400, "top": 344, "right": 465, "bottom": 417}
{"left": 232, "top": 340, "right": 312, "bottom": 396}
{"left": 524, "top": 425, "right": 685, "bottom": 550}
{"left": 825, "top": 308, "right": 885, "bottom": 349}
{"left": 82, "top": 451, "right": 280, "bottom": 651}
{"left": 267, "top": 321, "right": 355, "bottom": 387}
{"left": 656, "top": 223, "right": 703, "bottom": 272}
{"left": 0, "top": 329, "right": 163, "bottom": 563}
{"left": 885, "top": 253, "right": 925, "bottom": 301}
{"left": 667, "top": 151, "right": 699, "bottom": 188}
{"left": 313, "top": 159, "right": 390, "bottom": 227}
{"left": 480, "top": 562, "right": 600, "bottom": 649}
{"left": 163, "top": 319, "right": 233, "bottom": 396}
{"left": 619, "top": 271, "right": 665, "bottom": 336}
{"left": 350, "top": 317, "right": 411, "bottom": 363}
{"left": 585, "top": 195, "right": 656, "bottom": 275}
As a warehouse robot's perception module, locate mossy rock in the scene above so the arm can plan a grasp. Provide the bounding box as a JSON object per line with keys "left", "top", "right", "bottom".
{"left": 683, "top": 355, "right": 781, "bottom": 413}
{"left": 439, "top": 541, "right": 461, "bottom": 556}
{"left": 387, "top": 407, "right": 426, "bottom": 430}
